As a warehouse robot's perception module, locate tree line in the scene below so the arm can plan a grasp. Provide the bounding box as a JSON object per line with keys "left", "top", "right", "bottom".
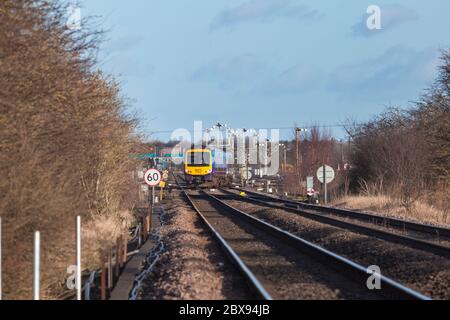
{"left": 349, "top": 50, "right": 450, "bottom": 215}
{"left": 280, "top": 50, "right": 449, "bottom": 220}
{"left": 0, "top": 0, "right": 142, "bottom": 299}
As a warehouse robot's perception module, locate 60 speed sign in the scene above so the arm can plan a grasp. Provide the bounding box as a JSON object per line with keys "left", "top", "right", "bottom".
{"left": 144, "top": 168, "right": 162, "bottom": 187}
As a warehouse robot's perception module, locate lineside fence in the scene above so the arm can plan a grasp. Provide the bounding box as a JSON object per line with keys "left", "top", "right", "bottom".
{"left": 0, "top": 208, "right": 153, "bottom": 301}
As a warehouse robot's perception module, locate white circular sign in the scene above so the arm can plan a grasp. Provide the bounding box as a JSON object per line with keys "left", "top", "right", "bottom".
{"left": 317, "top": 165, "right": 335, "bottom": 184}
{"left": 144, "top": 169, "right": 162, "bottom": 187}
{"left": 246, "top": 168, "right": 253, "bottom": 180}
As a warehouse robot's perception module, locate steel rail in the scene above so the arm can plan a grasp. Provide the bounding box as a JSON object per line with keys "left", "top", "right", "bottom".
{"left": 204, "top": 190, "right": 431, "bottom": 300}
{"left": 175, "top": 177, "right": 272, "bottom": 300}
{"left": 237, "top": 188, "right": 450, "bottom": 239}
{"left": 223, "top": 188, "right": 450, "bottom": 259}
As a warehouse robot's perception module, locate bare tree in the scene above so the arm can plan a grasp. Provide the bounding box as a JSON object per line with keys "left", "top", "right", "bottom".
{"left": 348, "top": 50, "right": 450, "bottom": 214}
{"left": 0, "top": 0, "right": 142, "bottom": 299}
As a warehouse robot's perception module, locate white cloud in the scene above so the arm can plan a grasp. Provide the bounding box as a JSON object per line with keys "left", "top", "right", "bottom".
{"left": 211, "top": 0, "right": 322, "bottom": 30}
{"left": 328, "top": 45, "right": 439, "bottom": 101}
{"left": 191, "top": 53, "right": 325, "bottom": 97}
{"left": 191, "top": 46, "right": 441, "bottom": 103}
{"left": 105, "top": 35, "right": 145, "bottom": 53}
{"left": 191, "top": 54, "right": 274, "bottom": 90}
{"left": 257, "top": 64, "right": 324, "bottom": 95}
{"left": 108, "top": 56, "right": 155, "bottom": 78}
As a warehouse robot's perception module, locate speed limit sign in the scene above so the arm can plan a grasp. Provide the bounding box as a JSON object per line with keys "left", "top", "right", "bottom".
{"left": 144, "top": 168, "right": 162, "bottom": 187}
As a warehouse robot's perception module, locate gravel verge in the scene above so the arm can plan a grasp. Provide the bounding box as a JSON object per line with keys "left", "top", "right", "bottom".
{"left": 139, "top": 190, "right": 251, "bottom": 300}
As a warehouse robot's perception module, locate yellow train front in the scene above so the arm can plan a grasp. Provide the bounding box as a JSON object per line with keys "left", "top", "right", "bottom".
{"left": 184, "top": 149, "right": 213, "bottom": 184}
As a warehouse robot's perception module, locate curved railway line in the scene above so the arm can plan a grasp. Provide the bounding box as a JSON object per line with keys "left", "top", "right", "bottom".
{"left": 222, "top": 188, "right": 450, "bottom": 258}
{"left": 212, "top": 188, "right": 450, "bottom": 299}
{"left": 234, "top": 188, "right": 450, "bottom": 239}
{"left": 174, "top": 176, "right": 430, "bottom": 300}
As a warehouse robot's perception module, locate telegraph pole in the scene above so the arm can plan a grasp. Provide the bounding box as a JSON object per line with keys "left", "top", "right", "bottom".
{"left": 279, "top": 144, "right": 287, "bottom": 172}
{"left": 323, "top": 164, "right": 328, "bottom": 204}
{"left": 295, "top": 130, "right": 299, "bottom": 179}
{"left": 295, "top": 128, "right": 308, "bottom": 196}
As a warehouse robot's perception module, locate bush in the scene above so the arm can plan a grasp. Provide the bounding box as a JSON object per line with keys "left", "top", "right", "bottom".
{"left": 0, "top": 0, "right": 141, "bottom": 299}
{"left": 349, "top": 50, "right": 450, "bottom": 214}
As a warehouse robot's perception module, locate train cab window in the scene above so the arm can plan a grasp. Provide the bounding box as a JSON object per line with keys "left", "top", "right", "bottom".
{"left": 187, "top": 152, "right": 211, "bottom": 166}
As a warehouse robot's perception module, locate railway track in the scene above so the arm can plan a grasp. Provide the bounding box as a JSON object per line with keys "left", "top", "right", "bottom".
{"left": 175, "top": 177, "right": 430, "bottom": 300}
{"left": 235, "top": 187, "right": 450, "bottom": 239}
{"left": 222, "top": 188, "right": 450, "bottom": 259}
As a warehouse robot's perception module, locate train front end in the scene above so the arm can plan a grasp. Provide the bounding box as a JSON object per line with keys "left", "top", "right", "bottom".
{"left": 184, "top": 149, "right": 213, "bottom": 184}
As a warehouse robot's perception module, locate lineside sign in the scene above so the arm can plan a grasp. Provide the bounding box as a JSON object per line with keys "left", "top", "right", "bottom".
{"left": 144, "top": 169, "right": 162, "bottom": 187}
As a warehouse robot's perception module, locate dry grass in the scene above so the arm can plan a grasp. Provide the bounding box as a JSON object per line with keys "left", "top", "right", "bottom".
{"left": 333, "top": 195, "right": 450, "bottom": 227}
{"left": 82, "top": 210, "right": 136, "bottom": 270}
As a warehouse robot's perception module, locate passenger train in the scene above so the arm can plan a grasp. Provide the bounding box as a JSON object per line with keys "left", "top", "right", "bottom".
{"left": 184, "top": 147, "right": 232, "bottom": 186}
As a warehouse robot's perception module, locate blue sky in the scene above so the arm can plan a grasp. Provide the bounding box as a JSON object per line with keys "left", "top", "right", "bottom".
{"left": 83, "top": 0, "right": 450, "bottom": 140}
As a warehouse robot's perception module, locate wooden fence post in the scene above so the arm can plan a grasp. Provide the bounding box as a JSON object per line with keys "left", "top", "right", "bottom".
{"left": 118, "top": 236, "right": 122, "bottom": 268}
{"left": 123, "top": 235, "right": 128, "bottom": 264}
{"left": 101, "top": 260, "right": 107, "bottom": 300}
{"left": 145, "top": 216, "right": 149, "bottom": 239}
{"left": 108, "top": 248, "right": 112, "bottom": 290}
{"left": 137, "top": 223, "right": 142, "bottom": 248}
{"left": 115, "top": 239, "right": 120, "bottom": 278}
